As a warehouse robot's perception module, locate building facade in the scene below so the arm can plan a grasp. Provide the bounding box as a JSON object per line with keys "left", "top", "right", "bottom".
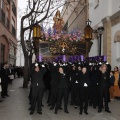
{"left": 89, "top": 0, "right": 120, "bottom": 69}
{"left": 61, "top": 0, "right": 89, "bottom": 32}
{"left": 61, "top": 0, "right": 120, "bottom": 69}
{"left": 0, "top": 0, "right": 17, "bottom": 67}
{"left": 16, "top": 41, "right": 24, "bottom": 66}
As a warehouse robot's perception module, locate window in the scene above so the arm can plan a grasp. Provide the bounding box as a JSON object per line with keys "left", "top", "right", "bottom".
{"left": 10, "top": 45, "right": 15, "bottom": 56}
{"left": 12, "top": 17, "right": 16, "bottom": 36}
{"left": 6, "top": 9, "right": 9, "bottom": 18}
{"left": 12, "top": 1, "right": 16, "bottom": 16}
{"left": 94, "top": 0, "right": 99, "bottom": 9}
{"left": 1, "top": 44, "right": 5, "bottom": 64}
{"left": 1, "top": 0, "right": 5, "bottom": 9}
{"left": 6, "top": 9, "right": 10, "bottom": 29}
{"left": 12, "top": 17, "right": 15, "bottom": 27}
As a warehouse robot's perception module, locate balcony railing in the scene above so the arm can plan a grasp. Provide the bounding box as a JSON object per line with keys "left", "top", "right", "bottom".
{"left": 1, "top": 9, "right": 5, "bottom": 24}
{"left": 6, "top": 18, "right": 10, "bottom": 29}
{"left": 12, "top": 25, "right": 16, "bottom": 37}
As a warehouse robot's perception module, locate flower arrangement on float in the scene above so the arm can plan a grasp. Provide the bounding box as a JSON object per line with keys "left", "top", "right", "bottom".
{"left": 40, "top": 29, "right": 85, "bottom": 42}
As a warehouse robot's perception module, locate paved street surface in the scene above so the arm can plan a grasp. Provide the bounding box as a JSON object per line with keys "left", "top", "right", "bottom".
{"left": 0, "top": 78, "right": 120, "bottom": 120}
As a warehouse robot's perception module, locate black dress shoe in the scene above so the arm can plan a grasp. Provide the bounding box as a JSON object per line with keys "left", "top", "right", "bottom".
{"left": 30, "top": 111, "right": 34, "bottom": 115}
{"left": 0, "top": 100, "right": 3, "bottom": 102}
{"left": 41, "top": 104, "right": 44, "bottom": 107}
{"left": 48, "top": 104, "right": 51, "bottom": 106}
{"left": 84, "top": 111, "right": 88, "bottom": 115}
{"left": 75, "top": 106, "right": 77, "bottom": 109}
{"left": 2, "top": 96, "right": 5, "bottom": 98}
{"left": 50, "top": 106, "right": 54, "bottom": 110}
{"left": 28, "top": 107, "right": 31, "bottom": 110}
{"left": 55, "top": 111, "right": 57, "bottom": 114}
{"left": 89, "top": 103, "right": 92, "bottom": 106}
{"left": 79, "top": 112, "right": 82, "bottom": 115}
{"left": 93, "top": 106, "right": 96, "bottom": 109}
{"left": 58, "top": 107, "right": 62, "bottom": 110}
{"left": 37, "top": 111, "right": 42, "bottom": 114}
{"left": 98, "top": 109, "right": 102, "bottom": 113}
{"left": 70, "top": 103, "right": 73, "bottom": 105}
{"left": 105, "top": 110, "right": 111, "bottom": 113}
{"left": 64, "top": 110, "right": 69, "bottom": 114}
{"left": 6, "top": 95, "right": 9, "bottom": 97}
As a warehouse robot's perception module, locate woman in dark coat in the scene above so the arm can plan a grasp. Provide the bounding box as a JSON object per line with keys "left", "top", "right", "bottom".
{"left": 30, "top": 63, "right": 46, "bottom": 115}
{"left": 79, "top": 66, "right": 91, "bottom": 115}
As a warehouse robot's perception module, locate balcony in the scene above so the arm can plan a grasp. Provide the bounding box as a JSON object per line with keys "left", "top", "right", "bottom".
{"left": 12, "top": 2, "right": 16, "bottom": 16}
{"left": 12, "top": 25, "right": 16, "bottom": 37}
{"left": 1, "top": 9, "right": 5, "bottom": 24}
{"left": 6, "top": 18, "right": 10, "bottom": 29}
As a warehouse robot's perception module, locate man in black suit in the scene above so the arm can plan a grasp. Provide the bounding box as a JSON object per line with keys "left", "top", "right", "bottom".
{"left": 98, "top": 64, "right": 111, "bottom": 113}
{"left": 55, "top": 67, "right": 69, "bottom": 114}
{"left": 89, "top": 65, "right": 99, "bottom": 109}
{"left": 1, "top": 63, "right": 9, "bottom": 98}
{"left": 73, "top": 65, "right": 82, "bottom": 108}
{"left": 30, "top": 63, "right": 46, "bottom": 115}
{"left": 49, "top": 62, "right": 59, "bottom": 110}
{"left": 79, "top": 66, "right": 91, "bottom": 115}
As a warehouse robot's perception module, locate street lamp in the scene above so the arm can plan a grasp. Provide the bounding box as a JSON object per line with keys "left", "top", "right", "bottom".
{"left": 84, "top": 19, "right": 93, "bottom": 40}
{"left": 33, "top": 23, "right": 41, "bottom": 38}
{"left": 33, "top": 23, "right": 41, "bottom": 61}
{"left": 97, "top": 26, "right": 104, "bottom": 56}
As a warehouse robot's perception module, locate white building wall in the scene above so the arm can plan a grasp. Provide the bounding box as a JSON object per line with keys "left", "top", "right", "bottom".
{"left": 111, "top": 23, "right": 120, "bottom": 70}
{"left": 111, "top": 0, "right": 120, "bottom": 15}
{"left": 89, "top": 0, "right": 110, "bottom": 57}
{"left": 89, "top": 0, "right": 120, "bottom": 69}
{"left": 89, "top": 39, "right": 99, "bottom": 57}
{"left": 89, "top": 0, "right": 110, "bottom": 27}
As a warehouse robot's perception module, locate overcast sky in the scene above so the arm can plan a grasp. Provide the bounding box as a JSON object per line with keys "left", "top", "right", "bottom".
{"left": 17, "top": 0, "right": 64, "bottom": 40}
{"left": 17, "top": 0, "right": 28, "bottom": 39}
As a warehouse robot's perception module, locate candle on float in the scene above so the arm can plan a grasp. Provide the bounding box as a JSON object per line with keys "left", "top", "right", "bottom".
{"left": 63, "top": 55, "right": 66, "bottom": 62}
{"left": 39, "top": 55, "right": 42, "bottom": 62}
{"left": 81, "top": 55, "right": 84, "bottom": 62}
{"left": 104, "top": 55, "right": 107, "bottom": 62}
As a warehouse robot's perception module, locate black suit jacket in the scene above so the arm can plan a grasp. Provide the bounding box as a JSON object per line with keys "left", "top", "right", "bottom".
{"left": 1, "top": 68, "right": 8, "bottom": 84}
{"left": 31, "top": 67, "right": 46, "bottom": 88}
{"left": 79, "top": 72, "right": 91, "bottom": 87}
{"left": 58, "top": 73, "right": 69, "bottom": 89}
{"left": 98, "top": 71, "right": 110, "bottom": 89}
{"left": 50, "top": 65, "right": 59, "bottom": 88}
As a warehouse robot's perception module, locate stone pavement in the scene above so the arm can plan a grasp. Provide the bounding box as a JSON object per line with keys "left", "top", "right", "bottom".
{"left": 0, "top": 78, "right": 120, "bottom": 120}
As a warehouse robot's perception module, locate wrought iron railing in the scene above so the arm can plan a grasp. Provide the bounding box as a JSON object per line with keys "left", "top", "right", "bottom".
{"left": 1, "top": 9, "right": 5, "bottom": 24}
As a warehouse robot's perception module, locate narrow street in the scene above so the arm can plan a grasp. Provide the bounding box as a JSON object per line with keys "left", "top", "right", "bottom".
{"left": 0, "top": 78, "right": 120, "bottom": 120}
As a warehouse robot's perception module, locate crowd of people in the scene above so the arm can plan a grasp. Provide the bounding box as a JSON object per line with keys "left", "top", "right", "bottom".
{"left": 0, "top": 60, "right": 120, "bottom": 116}
{"left": 28, "top": 60, "right": 120, "bottom": 115}
{"left": 0, "top": 62, "right": 24, "bottom": 102}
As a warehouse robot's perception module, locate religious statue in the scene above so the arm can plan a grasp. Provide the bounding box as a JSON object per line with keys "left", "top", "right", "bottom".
{"left": 53, "top": 10, "right": 64, "bottom": 33}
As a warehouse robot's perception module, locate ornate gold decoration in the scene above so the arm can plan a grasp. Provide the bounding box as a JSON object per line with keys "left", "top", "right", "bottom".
{"left": 49, "top": 39, "right": 77, "bottom": 55}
